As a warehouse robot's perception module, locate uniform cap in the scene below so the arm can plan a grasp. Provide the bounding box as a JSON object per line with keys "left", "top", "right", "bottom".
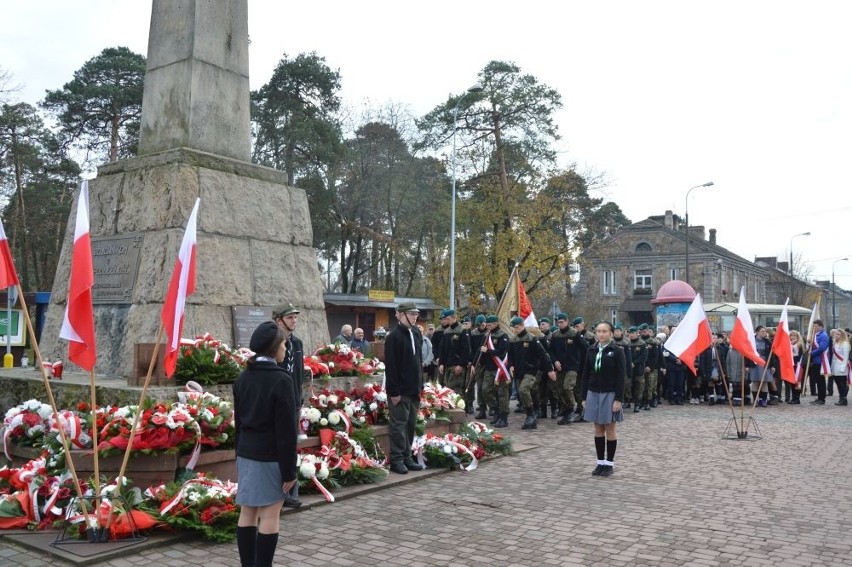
{"left": 440, "top": 308, "right": 456, "bottom": 318}
{"left": 571, "top": 317, "right": 584, "bottom": 326}
{"left": 485, "top": 315, "right": 499, "bottom": 323}
{"left": 510, "top": 316, "right": 524, "bottom": 326}
{"left": 474, "top": 314, "right": 486, "bottom": 325}
{"left": 638, "top": 323, "right": 650, "bottom": 331}
{"left": 628, "top": 326, "right": 639, "bottom": 333}
{"left": 272, "top": 303, "right": 300, "bottom": 318}
{"left": 396, "top": 302, "right": 420, "bottom": 313}
{"left": 556, "top": 312, "right": 568, "bottom": 321}
{"left": 539, "top": 317, "right": 551, "bottom": 324}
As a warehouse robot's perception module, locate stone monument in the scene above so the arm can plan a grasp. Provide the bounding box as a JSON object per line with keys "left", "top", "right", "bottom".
{"left": 39, "top": 0, "right": 329, "bottom": 380}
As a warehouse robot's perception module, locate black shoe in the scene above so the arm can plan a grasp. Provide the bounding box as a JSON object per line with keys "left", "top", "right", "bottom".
{"left": 475, "top": 409, "right": 487, "bottom": 419}
{"left": 811, "top": 399, "right": 826, "bottom": 405}
{"left": 598, "top": 465, "right": 614, "bottom": 477}
{"left": 835, "top": 399, "right": 848, "bottom": 406}
{"left": 537, "top": 408, "right": 547, "bottom": 419}
{"left": 489, "top": 414, "right": 499, "bottom": 425}
{"left": 633, "top": 405, "right": 641, "bottom": 413}
{"left": 650, "top": 399, "right": 658, "bottom": 408}
{"left": 591, "top": 464, "right": 605, "bottom": 476}
{"left": 494, "top": 414, "right": 508, "bottom": 428}
{"left": 557, "top": 413, "right": 572, "bottom": 425}
{"left": 282, "top": 497, "right": 302, "bottom": 509}
{"left": 623, "top": 402, "right": 631, "bottom": 409}
{"left": 465, "top": 407, "right": 474, "bottom": 415}
{"left": 390, "top": 462, "right": 409, "bottom": 474}
{"left": 788, "top": 399, "right": 801, "bottom": 404}
{"left": 488, "top": 408, "right": 497, "bottom": 417}
{"left": 404, "top": 460, "right": 425, "bottom": 471}
{"left": 643, "top": 403, "right": 650, "bottom": 410}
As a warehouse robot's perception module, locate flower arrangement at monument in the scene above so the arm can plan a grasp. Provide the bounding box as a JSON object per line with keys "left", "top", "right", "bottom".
{"left": 94, "top": 402, "right": 201, "bottom": 456}
{"left": 297, "top": 430, "right": 387, "bottom": 502}
{"left": 300, "top": 388, "right": 367, "bottom": 437}
{"left": 174, "top": 333, "right": 253, "bottom": 385}
{"left": 303, "top": 355, "right": 332, "bottom": 381}
{"left": 349, "top": 382, "right": 389, "bottom": 425}
{"left": 142, "top": 473, "right": 238, "bottom": 542}
{"left": 412, "top": 432, "right": 480, "bottom": 471}
{"left": 459, "top": 421, "right": 513, "bottom": 456}
{"left": 177, "top": 389, "right": 235, "bottom": 448}
{"left": 2, "top": 400, "right": 54, "bottom": 452}
{"left": 312, "top": 342, "right": 384, "bottom": 377}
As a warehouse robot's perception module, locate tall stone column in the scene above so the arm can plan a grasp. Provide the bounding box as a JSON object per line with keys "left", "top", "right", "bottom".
{"left": 40, "top": 0, "right": 329, "bottom": 380}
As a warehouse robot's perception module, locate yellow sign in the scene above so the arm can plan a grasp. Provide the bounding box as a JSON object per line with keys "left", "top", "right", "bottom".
{"left": 368, "top": 289, "right": 395, "bottom": 302}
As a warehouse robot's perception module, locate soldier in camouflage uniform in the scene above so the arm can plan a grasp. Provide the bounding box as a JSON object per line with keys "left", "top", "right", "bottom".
{"left": 438, "top": 309, "right": 472, "bottom": 398}
{"left": 641, "top": 323, "right": 662, "bottom": 408}
{"left": 431, "top": 309, "right": 452, "bottom": 383}
{"left": 611, "top": 324, "right": 633, "bottom": 408}
{"left": 537, "top": 317, "right": 558, "bottom": 418}
{"left": 570, "top": 317, "right": 592, "bottom": 421}
{"left": 469, "top": 315, "right": 489, "bottom": 418}
{"left": 480, "top": 315, "right": 511, "bottom": 428}
{"left": 549, "top": 313, "right": 580, "bottom": 425}
{"left": 628, "top": 326, "right": 648, "bottom": 413}
{"left": 508, "top": 316, "right": 556, "bottom": 430}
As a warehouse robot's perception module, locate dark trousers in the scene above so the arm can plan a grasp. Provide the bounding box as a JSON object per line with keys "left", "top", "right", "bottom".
{"left": 389, "top": 395, "right": 419, "bottom": 464}
{"left": 809, "top": 364, "right": 826, "bottom": 401}
{"left": 833, "top": 376, "right": 849, "bottom": 400}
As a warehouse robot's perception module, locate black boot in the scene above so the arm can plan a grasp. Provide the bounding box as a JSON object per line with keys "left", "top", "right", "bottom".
{"left": 494, "top": 413, "right": 508, "bottom": 428}
{"left": 254, "top": 532, "right": 278, "bottom": 567}
{"left": 237, "top": 525, "right": 257, "bottom": 567}
{"left": 551, "top": 401, "right": 559, "bottom": 419}
{"left": 633, "top": 401, "right": 641, "bottom": 413}
{"left": 643, "top": 398, "right": 650, "bottom": 410}
{"left": 488, "top": 407, "right": 496, "bottom": 417}
{"left": 475, "top": 407, "right": 487, "bottom": 419}
{"left": 538, "top": 404, "right": 547, "bottom": 418}
{"left": 489, "top": 412, "right": 500, "bottom": 425}
{"left": 557, "top": 409, "right": 572, "bottom": 425}
{"left": 522, "top": 408, "right": 537, "bottom": 429}
{"left": 650, "top": 397, "right": 658, "bottom": 408}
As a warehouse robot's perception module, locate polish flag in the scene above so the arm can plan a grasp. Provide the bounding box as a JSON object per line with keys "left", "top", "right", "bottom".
{"left": 729, "top": 286, "right": 765, "bottom": 367}
{"left": 486, "top": 334, "right": 511, "bottom": 384}
{"left": 0, "top": 219, "right": 19, "bottom": 289}
{"left": 517, "top": 272, "right": 537, "bottom": 328}
{"left": 59, "top": 181, "right": 96, "bottom": 371}
{"left": 161, "top": 198, "right": 200, "bottom": 378}
{"left": 771, "top": 299, "right": 796, "bottom": 384}
{"left": 663, "top": 293, "right": 712, "bottom": 376}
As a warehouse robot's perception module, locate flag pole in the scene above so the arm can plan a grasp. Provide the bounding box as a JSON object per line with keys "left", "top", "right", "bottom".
{"left": 494, "top": 264, "right": 517, "bottom": 335}
{"left": 88, "top": 368, "right": 100, "bottom": 516}
{"left": 740, "top": 357, "right": 746, "bottom": 432}
{"left": 115, "top": 321, "right": 166, "bottom": 487}
{"left": 750, "top": 352, "right": 774, "bottom": 410}
{"left": 15, "top": 285, "right": 94, "bottom": 528}
{"left": 712, "top": 343, "right": 740, "bottom": 434}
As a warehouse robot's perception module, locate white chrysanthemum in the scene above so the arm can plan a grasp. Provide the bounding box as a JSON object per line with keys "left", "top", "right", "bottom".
{"left": 451, "top": 446, "right": 458, "bottom": 454}
{"left": 344, "top": 405, "right": 354, "bottom": 417}
{"left": 358, "top": 416, "right": 366, "bottom": 423}
{"left": 456, "top": 399, "right": 466, "bottom": 410}
{"left": 300, "top": 462, "right": 315, "bottom": 478}
{"left": 328, "top": 362, "right": 335, "bottom": 369}
{"left": 201, "top": 409, "right": 215, "bottom": 422}
{"left": 376, "top": 392, "right": 387, "bottom": 403}
{"left": 343, "top": 397, "right": 351, "bottom": 405}
{"left": 376, "top": 362, "right": 386, "bottom": 371}
{"left": 443, "top": 445, "right": 452, "bottom": 454}
{"left": 327, "top": 394, "right": 338, "bottom": 406}
{"left": 24, "top": 399, "right": 41, "bottom": 411}
{"left": 337, "top": 344, "right": 351, "bottom": 355}
{"left": 115, "top": 407, "right": 131, "bottom": 418}
{"left": 8, "top": 414, "right": 23, "bottom": 429}
{"left": 307, "top": 408, "right": 322, "bottom": 423}
{"left": 4, "top": 406, "right": 19, "bottom": 420}
{"left": 328, "top": 412, "right": 341, "bottom": 425}
{"left": 320, "top": 418, "right": 328, "bottom": 426}
{"left": 369, "top": 402, "right": 378, "bottom": 412}
{"left": 27, "top": 424, "right": 45, "bottom": 437}
{"left": 36, "top": 404, "right": 53, "bottom": 420}
{"left": 316, "top": 463, "right": 330, "bottom": 480}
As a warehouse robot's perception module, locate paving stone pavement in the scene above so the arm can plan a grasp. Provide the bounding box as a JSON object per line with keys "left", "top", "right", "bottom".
{"left": 2, "top": 398, "right": 851, "bottom": 566}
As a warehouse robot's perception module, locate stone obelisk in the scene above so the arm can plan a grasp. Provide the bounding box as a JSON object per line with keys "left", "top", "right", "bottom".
{"left": 40, "top": 0, "right": 329, "bottom": 380}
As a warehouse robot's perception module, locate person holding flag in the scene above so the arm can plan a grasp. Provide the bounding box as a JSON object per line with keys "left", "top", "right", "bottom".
{"left": 828, "top": 329, "right": 850, "bottom": 406}
{"left": 748, "top": 326, "right": 774, "bottom": 407}
{"left": 808, "top": 320, "right": 830, "bottom": 405}
{"left": 787, "top": 330, "right": 806, "bottom": 404}
{"left": 479, "top": 315, "right": 511, "bottom": 428}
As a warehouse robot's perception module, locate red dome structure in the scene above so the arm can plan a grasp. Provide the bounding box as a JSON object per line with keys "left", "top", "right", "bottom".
{"left": 650, "top": 280, "right": 696, "bottom": 305}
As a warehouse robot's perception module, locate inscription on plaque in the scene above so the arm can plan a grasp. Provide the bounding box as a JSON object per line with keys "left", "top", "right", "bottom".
{"left": 91, "top": 234, "right": 143, "bottom": 304}
{"left": 232, "top": 306, "right": 274, "bottom": 348}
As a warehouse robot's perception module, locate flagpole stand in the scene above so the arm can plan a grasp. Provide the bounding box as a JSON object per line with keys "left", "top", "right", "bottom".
{"left": 722, "top": 417, "right": 762, "bottom": 440}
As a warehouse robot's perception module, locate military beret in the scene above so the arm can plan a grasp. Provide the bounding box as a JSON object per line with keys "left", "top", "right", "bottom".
{"left": 556, "top": 312, "right": 568, "bottom": 321}
{"left": 571, "top": 317, "right": 584, "bottom": 326}
{"left": 638, "top": 323, "right": 649, "bottom": 331}
{"left": 628, "top": 326, "right": 639, "bottom": 333}
{"left": 510, "top": 316, "right": 524, "bottom": 326}
{"left": 475, "top": 314, "right": 486, "bottom": 325}
{"left": 461, "top": 315, "right": 471, "bottom": 323}
{"left": 539, "top": 317, "right": 551, "bottom": 324}
{"left": 440, "top": 308, "right": 456, "bottom": 318}
{"left": 485, "top": 315, "right": 499, "bottom": 323}
{"left": 614, "top": 323, "right": 624, "bottom": 331}
{"left": 396, "top": 302, "right": 420, "bottom": 313}
{"left": 249, "top": 320, "right": 281, "bottom": 354}
{"left": 272, "top": 303, "right": 300, "bottom": 318}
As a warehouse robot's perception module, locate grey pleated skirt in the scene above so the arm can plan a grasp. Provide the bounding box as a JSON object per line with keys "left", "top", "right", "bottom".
{"left": 584, "top": 391, "right": 624, "bottom": 425}
{"left": 235, "top": 456, "right": 288, "bottom": 507}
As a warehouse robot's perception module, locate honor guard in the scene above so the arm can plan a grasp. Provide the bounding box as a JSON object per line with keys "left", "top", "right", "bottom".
{"left": 438, "top": 309, "right": 472, "bottom": 396}
{"left": 509, "top": 316, "right": 556, "bottom": 430}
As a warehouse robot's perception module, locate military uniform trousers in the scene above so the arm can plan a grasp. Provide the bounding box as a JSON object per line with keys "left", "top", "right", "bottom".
{"left": 518, "top": 373, "right": 539, "bottom": 410}
{"left": 482, "top": 370, "right": 510, "bottom": 414}
{"left": 558, "top": 370, "right": 578, "bottom": 413}
{"left": 472, "top": 365, "right": 487, "bottom": 410}
{"left": 644, "top": 370, "right": 658, "bottom": 401}
{"left": 443, "top": 366, "right": 466, "bottom": 394}
{"left": 388, "top": 394, "right": 419, "bottom": 465}
{"left": 632, "top": 373, "right": 647, "bottom": 403}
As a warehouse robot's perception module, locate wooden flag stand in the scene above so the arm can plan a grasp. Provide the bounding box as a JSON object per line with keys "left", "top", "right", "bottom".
{"left": 721, "top": 356, "right": 762, "bottom": 440}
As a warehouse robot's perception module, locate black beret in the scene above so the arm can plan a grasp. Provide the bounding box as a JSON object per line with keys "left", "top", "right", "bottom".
{"left": 250, "top": 321, "right": 280, "bottom": 353}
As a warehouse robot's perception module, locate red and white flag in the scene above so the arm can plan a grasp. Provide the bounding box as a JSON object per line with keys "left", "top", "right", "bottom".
{"left": 516, "top": 272, "right": 537, "bottom": 328}
{"left": 486, "top": 334, "right": 511, "bottom": 384}
{"left": 663, "top": 293, "right": 712, "bottom": 376}
{"left": 0, "top": 219, "right": 19, "bottom": 289}
{"left": 59, "top": 181, "right": 97, "bottom": 371}
{"left": 161, "top": 198, "right": 200, "bottom": 378}
{"left": 771, "top": 299, "right": 796, "bottom": 384}
{"left": 729, "top": 286, "right": 765, "bottom": 367}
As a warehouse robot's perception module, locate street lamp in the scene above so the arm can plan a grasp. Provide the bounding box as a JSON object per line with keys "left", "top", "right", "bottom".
{"left": 789, "top": 231, "right": 811, "bottom": 276}
{"left": 449, "top": 82, "right": 483, "bottom": 309}
{"left": 832, "top": 257, "right": 848, "bottom": 329}
{"left": 684, "top": 181, "right": 714, "bottom": 286}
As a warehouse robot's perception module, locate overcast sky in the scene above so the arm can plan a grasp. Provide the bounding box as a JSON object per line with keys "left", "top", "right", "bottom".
{"left": 2, "top": 1, "right": 851, "bottom": 292}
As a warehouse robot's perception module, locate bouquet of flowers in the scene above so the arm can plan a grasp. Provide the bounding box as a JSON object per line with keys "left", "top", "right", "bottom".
{"left": 411, "top": 433, "right": 480, "bottom": 472}
{"left": 2, "top": 400, "right": 54, "bottom": 453}
{"left": 142, "top": 473, "right": 238, "bottom": 542}
{"left": 349, "top": 383, "right": 389, "bottom": 425}
{"left": 96, "top": 402, "right": 200, "bottom": 457}
{"left": 323, "top": 431, "right": 387, "bottom": 487}
{"left": 421, "top": 383, "right": 466, "bottom": 413}
{"left": 459, "top": 421, "right": 513, "bottom": 456}
{"left": 312, "top": 343, "right": 384, "bottom": 377}
{"left": 300, "top": 388, "right": 366, "bottom": 437}
{"left": 303, "top": 356, "right": 332, "bottom": 381}
{"left": 177, "top": 388, "right": 235, "bottom": 449}
{"left": 174, "top": 333, "right": 252, "bottom": 386}
{"left": 297, "top": 451, "right": 335, "bottom": 502}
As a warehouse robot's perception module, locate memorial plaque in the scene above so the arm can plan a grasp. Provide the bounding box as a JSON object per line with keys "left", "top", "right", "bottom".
{"left": 91, "top": 234, "right": 143, "bottom": 304}
{"left": 232, "top": 306, "right": 274, "bottom": 348}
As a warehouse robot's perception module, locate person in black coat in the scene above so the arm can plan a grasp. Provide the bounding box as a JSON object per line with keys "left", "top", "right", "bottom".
{"left": 234, "top": 321, "right": 297, "bottom": 567}
{"left": 384, "top": 302, "right": 427, "bottom": 475}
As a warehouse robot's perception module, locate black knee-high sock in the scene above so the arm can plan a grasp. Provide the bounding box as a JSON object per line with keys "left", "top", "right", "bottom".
{"left": 236, "top": 525, "right": 257, "bottom": 567}
{"left": 255, "top": 532, "right": 278, "bottom": 567}
{"left": 606, "top": 439, "right": 617, "bottom": 462}
{"left": 594, "top": 436, "right": 605, "bottom": 461}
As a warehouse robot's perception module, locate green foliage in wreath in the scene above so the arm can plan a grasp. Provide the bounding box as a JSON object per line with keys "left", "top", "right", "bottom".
{"left": 174, "top": 344, "right": 241, "bottom": 386}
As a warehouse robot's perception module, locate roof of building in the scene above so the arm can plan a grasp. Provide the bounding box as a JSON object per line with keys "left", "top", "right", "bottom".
{"left": 324, "top": 293, "right": 443, "bottom": 311}
{"left": 703, "top": 302, "right": 813, "bottom": 315}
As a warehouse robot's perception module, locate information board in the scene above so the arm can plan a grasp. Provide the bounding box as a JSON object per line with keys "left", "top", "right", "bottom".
{"left": 231, "top": 306, "right": 274, "bottom": 348}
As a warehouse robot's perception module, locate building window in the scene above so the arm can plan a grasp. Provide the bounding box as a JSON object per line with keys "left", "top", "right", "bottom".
{"left": 602, "top": 270, "right": 617, "bottom": 295}
{"left": 634, "top": 269, "right": 652, "bottom": 291}
{"left": 635, "top": 242, "right": 652, "bottom": 253}
{"left": 611, "top": 309, "right": 618, "bottom": 324}
{"left": 670, "top": 268, "right": 678, "bottom": 281}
